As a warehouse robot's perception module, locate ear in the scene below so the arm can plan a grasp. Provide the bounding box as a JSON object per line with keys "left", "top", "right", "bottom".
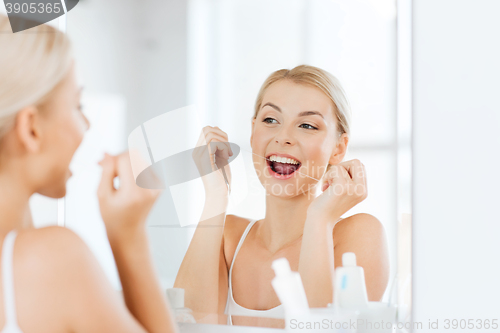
{"left": 15, "top": 106, "right": 44, "bottom": 153}
{"left": 250, "top": 118, "right": 256, "bottom": 146}
{"left": 328, "top": 133, "right": 349, "bottom": 165}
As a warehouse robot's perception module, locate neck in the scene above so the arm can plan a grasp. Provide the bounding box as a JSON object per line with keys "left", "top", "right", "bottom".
{"left": 259, "top": 182, "right": 319, "bottom": 253}
{"left": 0, "top": 169, "right": 35, "bottom": 232}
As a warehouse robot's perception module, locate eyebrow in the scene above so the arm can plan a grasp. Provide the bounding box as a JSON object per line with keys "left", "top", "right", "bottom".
{"left": 261, "top": 102, "right": 324, "bottom": 119}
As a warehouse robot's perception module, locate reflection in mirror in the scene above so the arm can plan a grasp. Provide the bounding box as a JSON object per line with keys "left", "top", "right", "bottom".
{"left": 66, "top": 0, "right": 409, "bottom": 330}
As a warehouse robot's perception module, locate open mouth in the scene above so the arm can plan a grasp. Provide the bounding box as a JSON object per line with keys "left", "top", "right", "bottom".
{"left": 266, "top": 154, "right": 302, "bottom": 177}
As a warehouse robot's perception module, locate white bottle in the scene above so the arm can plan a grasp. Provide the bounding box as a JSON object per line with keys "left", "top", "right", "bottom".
{"left": 333, "top": 252, "right": 369, "bottom": 310}
{"left": 166, "top": 288, "right": 196, "bottom": 323}
{"left": 271, "top": 258, "right": 310, "bottom": 318}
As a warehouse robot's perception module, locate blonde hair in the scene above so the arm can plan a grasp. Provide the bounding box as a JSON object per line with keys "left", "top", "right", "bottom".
{"left": 253, "top": 64, "right": 352, "bottom": 170}
{"left": 0, "top": 14, "right": 73, "bottom": 140}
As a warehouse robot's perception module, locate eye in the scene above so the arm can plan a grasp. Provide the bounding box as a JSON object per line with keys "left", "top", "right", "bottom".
{"left": 263, "top": 117, "right": 278, "bottom": 124}
{"left": 299, "top": 123, "right": 318, "bottom": 130}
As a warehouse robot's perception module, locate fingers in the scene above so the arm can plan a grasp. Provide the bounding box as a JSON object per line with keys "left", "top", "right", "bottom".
{"left": 101, "top": 152, "right": 163, "bottom": 202}
{"left": 206, "top": 133, "right": 232, "bottom": 160}
{"left": 352, "top": 160, "right": 368, "bottom": 199}
{"left": 192, "top": 126, "right": 235, "bottom": 180}
{"left": 338, "top": 159, "right": 365, "bottom": 182}
{"left": 115, "top": 152, "right": 135, "bottom": 191}
{"left": 202, "top": 126, "right": 233, "bottom": 155}
{"left": 345, "top": 159, "right": 366, "bottom": 190}
{"left": 198, "top": 127, "right": 232, "bottom": 173}
{"left": 322, "top": 165, "right": 349, "bottom": 192}
{"left": 97, "top": 153, "right": 118, "bottom": 199}
{"left": 336, "top": 159, "right": 367, "bottom": 199}
{"left": 321, "top": 160, "right": 366, "bottom": 195}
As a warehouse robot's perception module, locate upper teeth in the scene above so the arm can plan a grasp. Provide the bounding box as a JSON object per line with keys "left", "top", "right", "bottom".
{"left": 269, "top": 155, "right": 300, "bottom": 165}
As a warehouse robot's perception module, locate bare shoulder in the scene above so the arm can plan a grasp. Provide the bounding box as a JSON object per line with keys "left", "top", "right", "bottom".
{"left": 10, "top": 227, "right": 103, "bottom": 330}
{"left": 15, "top": 226, "right": 93, "bottom": 280}
{"left": 222, "top": 214, "right": 253, "bottom": 268}
{"left": 333, "top": 213, "right": 384, "bottom": 239}
{"left": 12, "top": 227, "right": 143, "bottom": 332}
{"left": 331, "top": 213, "right": 390, "bottom": 301}
{"left": 223, "top": 214, "right": 253, "bottom": 243}
{"left": 16, "top": 226, "right": 88, "bottom": 255}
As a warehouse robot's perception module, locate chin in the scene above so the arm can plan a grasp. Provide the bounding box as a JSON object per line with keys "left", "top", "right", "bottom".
{"left": 38, "top": 183, "right": 67, "bottom": 199}
{"left": 261, "top": 182, "right": 307, "bottom": 198}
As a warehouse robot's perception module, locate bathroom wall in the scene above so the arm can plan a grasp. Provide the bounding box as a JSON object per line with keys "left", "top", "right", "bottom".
{"left": 413, "top": 0, "right": 500, "bottom": 329}
{"left": 65, "top": 0, "right": 189, "bottom": 289}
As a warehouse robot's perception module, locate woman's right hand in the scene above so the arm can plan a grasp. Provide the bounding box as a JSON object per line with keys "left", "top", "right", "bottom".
{"left": 97, "top": 151, "right": 162, "bottom": 240}
{"left": 192, "top": 126, "right": 233, "bottom": 198}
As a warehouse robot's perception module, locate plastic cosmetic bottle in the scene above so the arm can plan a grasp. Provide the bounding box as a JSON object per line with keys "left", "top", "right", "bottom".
{"left": 271, "top": 257, "right": 310, "bottom": 322}
{"left": 333, "top": 252, "right": 369, "bottom": 310}
{"left": 166, "top": 288, "right": 196, "bottom": 323}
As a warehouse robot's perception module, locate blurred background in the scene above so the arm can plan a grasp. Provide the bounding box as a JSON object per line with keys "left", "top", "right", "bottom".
{"left": 1, "top": 0, "right": 411, "bottom": 321}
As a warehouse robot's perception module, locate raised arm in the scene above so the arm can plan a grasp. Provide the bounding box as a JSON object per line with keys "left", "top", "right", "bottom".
{"left": 95, "top": 152, "right": 178, "bottom": 333}
{"left": 299, "top": 212, "right": 390, "bottom": 308}
{"left": 174, "top": 126, "right": 232, "bottom": 319}
{"left": 298, "top": 159, "right": 389, "bottom": 307}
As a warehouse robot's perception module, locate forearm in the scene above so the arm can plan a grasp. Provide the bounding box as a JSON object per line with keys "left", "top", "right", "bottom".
{"left": 298, "top": 214, "right": 339, "bottom": 308}
{"left": 174, "top": 195, "right": 228, "bottom": 314}
{"left": 108, "top": 227, "right": 178, "bottom": 333}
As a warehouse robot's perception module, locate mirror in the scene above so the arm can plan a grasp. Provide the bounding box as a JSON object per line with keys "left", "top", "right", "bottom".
{"left": 64, "top": 0, "right": 411, "bottom": 329}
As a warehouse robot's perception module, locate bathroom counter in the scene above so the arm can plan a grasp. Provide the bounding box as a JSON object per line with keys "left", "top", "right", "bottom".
{"left": 179, "top": 322, "right": 283, "bottom": 332}
{"left": 177, "top": 312, "right": 284, "bottom": 332}
{"left": 176, "top": 305, "right": 404, "bottom": 333}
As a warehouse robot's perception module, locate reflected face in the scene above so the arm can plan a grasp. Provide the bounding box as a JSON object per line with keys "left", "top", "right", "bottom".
{"left": 37, "top": 63, "right": 90, "bottom": 198}
{"left": 250, "top": 80, "right": 339, "bottom": 198}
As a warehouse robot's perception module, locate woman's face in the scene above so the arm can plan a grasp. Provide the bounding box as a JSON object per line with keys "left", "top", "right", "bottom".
{"left": 250, "top": 80, "right": 340, "bottom": 198}
{"left": 36, "top": 63, "right": 89, "bottom": 198}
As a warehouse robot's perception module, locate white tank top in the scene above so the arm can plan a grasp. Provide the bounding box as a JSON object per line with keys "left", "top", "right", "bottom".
{"left": 1, "top": 230, "right": 23, "bottom": 333}
{"left": 224, "top": 219, "right": 285, "bottom": 325}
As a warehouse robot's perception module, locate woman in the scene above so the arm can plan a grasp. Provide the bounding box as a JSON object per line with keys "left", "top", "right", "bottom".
{"left": 0, "top": 15, "right": 177, "bottom": 333}
{"left": 174, "top": 65, "right": 390, "bottom": 327}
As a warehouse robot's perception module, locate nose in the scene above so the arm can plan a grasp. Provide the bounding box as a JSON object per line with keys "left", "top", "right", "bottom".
{"left": 274, "top": 125, "right": 295, "bottom": 146}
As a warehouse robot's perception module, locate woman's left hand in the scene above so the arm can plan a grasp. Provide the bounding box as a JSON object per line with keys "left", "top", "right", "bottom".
{"left": 97, "top": 152, "right": 162, "bottom": 240}
{"left": 307, "top": 159, "right": 367, "bottom": 224}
